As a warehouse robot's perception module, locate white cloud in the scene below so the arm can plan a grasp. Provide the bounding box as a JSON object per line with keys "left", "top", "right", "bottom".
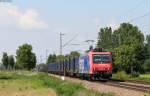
{"left": 0, "top": 4, "right": 48, "bottom": 29}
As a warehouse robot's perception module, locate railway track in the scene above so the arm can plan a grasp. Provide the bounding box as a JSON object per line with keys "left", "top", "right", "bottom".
{"left": 102, "top": 80, "right": 150, "bottom": 93}
{"left": 65, "top": 76, "right": 150, "bottom": 92}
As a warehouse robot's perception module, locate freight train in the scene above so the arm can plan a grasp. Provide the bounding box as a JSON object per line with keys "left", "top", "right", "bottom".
{"left": 43, "top": 48, "right": 112, "bottom": 80}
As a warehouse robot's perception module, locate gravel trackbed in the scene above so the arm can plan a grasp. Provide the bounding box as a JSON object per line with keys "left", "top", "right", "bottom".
{"left": 50, "top": 74, "right": 145, "bottom": 96}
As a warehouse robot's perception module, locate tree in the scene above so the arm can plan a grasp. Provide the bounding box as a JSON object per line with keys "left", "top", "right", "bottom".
{"left": 16, "top": 44, "right": 37, "bottom": 70}
{"left": 143, "top": 35, "right": 150, "bottom": 72}
{"left": 146, "top": 35, "right": 150, "bottom": 57}
{"left": 56, "top": 55, "right": 66, "bottom": 62}
{"left": 46, "top": 54, "right": 56, "bottom": 64}
{"left": 70, "top": 51, "right": 80, "bottom": 58}
{"left": 2, "top": 52, "right": 8, "bottom": 69}
{"left": 113, "top": 45, "right": 136, "bottom": 72}
{"left": 97, "top": 27, "right": 113, "bottom": 49}
{"left": 96, "top": 23, "right": 145, "bottom": 73}
{"left": 143, "top": 59, "right": 150, "bottom": 72}
{"left": 112, "top": 23, "right": 145, "bottom": 73}
{"left": 113, "top": 23, "right": 144, "bottom": 47}
{"left": 8, "top": 55, "right": 15, "bottom": 69}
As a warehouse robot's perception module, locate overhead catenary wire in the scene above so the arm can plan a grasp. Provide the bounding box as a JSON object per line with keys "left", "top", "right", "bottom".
{"left": 62, "top": 33, "right": 79, "bottom": 48}
{"left": 143, "top": 29, "right": 150, "bottom": 34}
{"left": 122, "top": 0, "right": 147, "bottom": 22}
{"left": 126, "top": 0, "right": 146, "bottom": 15}
{"left": 141, "top": 23, "right": 150, "bottom": 28}
{"left": 123, "top": 0, "right": 150, "bottom": 35}
{"left": 130, "top": 12, "right": 150, "bottom": 22}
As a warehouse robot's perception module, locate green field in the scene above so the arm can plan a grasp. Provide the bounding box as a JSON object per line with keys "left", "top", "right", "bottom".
{"left": 0, "top": 71, "right": 114, "bottom": 96}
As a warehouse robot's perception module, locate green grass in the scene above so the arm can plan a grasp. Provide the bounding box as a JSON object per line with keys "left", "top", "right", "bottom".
{"left": 0, "top": 71, "right": 54, "bottom": 96}
{"left": 36, "top": 73, "right": 115, "bottom": 96}
{"left": 140, "top": 74, "right": 150, "bottom": 78}
{"left": 112, "top": 71, "right": 150, "bottom": 83}
{"left": 112, "top": 71, "right": 129, "bottom": 80}
{"left": 0, "top": 71, "right": 115, "bottom": 96}
{"left": 130, "top": 74, "right": 150, "bottom": 83}
{"left": 144, "top": 93, "right": 150, "bottom": 96}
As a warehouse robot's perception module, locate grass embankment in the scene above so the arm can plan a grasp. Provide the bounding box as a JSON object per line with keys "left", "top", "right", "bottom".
{"left": 112, "top": 71, "right": 150, "bottom": 96}
{"left": 112, "top": 71, "right": 150, "bottom": 83}
{"left": 0, "top": 71, "right": 114, "bottom": 96}
{"left": 128, "top": 74, "right": 150, "bottom": 83}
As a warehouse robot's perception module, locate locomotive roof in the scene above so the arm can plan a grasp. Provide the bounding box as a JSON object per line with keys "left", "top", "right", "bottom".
{"left": 80, "top": 50, "right": 111, "bottom": 57}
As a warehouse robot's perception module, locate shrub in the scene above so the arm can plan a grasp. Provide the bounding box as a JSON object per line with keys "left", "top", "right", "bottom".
{"left": 130, "top": 72, "right": 139, "bottom": 78}
{"left": 113, "top": 71, "right": 129, "bottom": 80}
{"left": 143, "top": 59, "right": 150, "bottom": 72}
{"left": 57, "top": 82, "right": 83, "bottom": 96}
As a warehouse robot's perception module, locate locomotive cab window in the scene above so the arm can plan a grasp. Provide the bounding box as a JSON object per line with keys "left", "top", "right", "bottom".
{"left": 93, "top": 54, "right": 111, "bottom": 63}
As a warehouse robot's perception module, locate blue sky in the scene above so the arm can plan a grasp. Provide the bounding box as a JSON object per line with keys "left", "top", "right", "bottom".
{"left": 0, "top": 0, "right": 150, "bottom": 63}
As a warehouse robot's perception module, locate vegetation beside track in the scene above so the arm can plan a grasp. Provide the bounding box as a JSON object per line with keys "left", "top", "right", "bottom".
{"left": 112, "top": 71, "right": 150, "bottom": 83}
{"left": 0, "top": 71, "right": 115, "bottom": 96}
{"left": 144, "top": 92, "right": 150, "bottom": 96}
{"left": 127, "top": 74, "right": 150, "bottom": 83}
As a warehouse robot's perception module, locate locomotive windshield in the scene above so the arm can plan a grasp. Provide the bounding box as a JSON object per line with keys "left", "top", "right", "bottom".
{"left": 93, "top": 54, "right": 111, "bottom": 63}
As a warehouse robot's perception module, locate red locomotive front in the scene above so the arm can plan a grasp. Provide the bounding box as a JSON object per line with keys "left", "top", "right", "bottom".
{"left": 89, "top": 51, "right": 112, "bottom": 79}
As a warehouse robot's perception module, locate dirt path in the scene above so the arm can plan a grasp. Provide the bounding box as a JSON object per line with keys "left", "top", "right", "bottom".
{"left": 50, "top": 74, "right": 145, "bottom": 96}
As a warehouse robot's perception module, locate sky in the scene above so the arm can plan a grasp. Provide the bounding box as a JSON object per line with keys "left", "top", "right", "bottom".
{"left": 0, "top": 0, "right": 150, "bottom": 63}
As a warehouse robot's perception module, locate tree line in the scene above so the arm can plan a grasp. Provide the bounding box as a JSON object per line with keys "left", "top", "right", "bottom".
{"left": 46, "top": 51, "right": 80, "bottom": 64}
{"left": 1, "top": 43, "right": 80, "bottom": 70}
{"left": 36, "top": 51, "right": 80, "bottom": 71}
{"left": 97, "top": 23, "right": 150, "bottom": 73}
{"left": 1, "top": 44, "right": 36, "bottom": 70}
{"left": 2, "top": 53, "right": 15, "bottom": 70}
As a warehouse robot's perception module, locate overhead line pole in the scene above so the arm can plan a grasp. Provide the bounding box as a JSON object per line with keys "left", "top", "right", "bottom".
{"left": 60, "top": 32, "right": 65, "bottom": 55}
{"left": 45, "top": 49, "right": 48, "bottom": 64}
{"left": 60, "top": 32, "right": 79, "bottom": 55}
{"left": 60, "top": 32, "right": 62, "bottom": 55}
{"left": 40, "top": 55, "right": 43, "bottom": 63}
{"left": 59, "top": 32, "right": 66, "bottom": 80}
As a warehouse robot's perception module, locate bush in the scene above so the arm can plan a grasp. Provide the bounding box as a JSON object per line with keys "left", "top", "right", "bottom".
{"left": 143, "top": 59, "right": 150, "bottom": 72}
{"left": 130, "top": 72, "right": 140, "bottom": 78}
{"left": 113, "top": 71, "right": 129, "bottom": 80}
{"left": 57, "top": 82, "right": 83, "bottom": 96}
